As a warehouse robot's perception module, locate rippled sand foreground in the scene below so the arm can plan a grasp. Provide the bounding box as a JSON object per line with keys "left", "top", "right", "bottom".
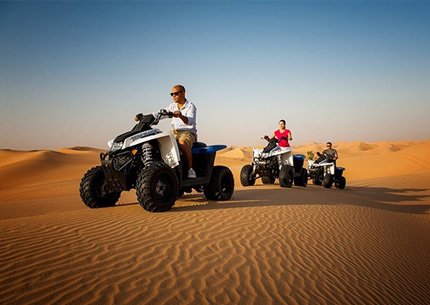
{"left": 1, "top": 141, "right": 429, "bottom": 305}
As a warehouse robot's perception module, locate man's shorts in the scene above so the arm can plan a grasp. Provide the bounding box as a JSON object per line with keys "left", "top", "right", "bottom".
{"left": 173, "top": 130, "right": 197, "bottom": 148}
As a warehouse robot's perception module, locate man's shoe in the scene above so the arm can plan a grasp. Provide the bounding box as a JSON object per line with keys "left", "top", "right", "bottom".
{"left": 187, "top": 168, "right": 197, "bottom": 178}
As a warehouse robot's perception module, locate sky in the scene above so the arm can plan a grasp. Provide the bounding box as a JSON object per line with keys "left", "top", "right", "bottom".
{"left": 1, "top": 0, "right": 429, "bottom": 150}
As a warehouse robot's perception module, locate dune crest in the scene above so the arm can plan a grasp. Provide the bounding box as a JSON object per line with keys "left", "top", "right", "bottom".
{"left": 358, "top": 142, "right": 378, "bottom": 151}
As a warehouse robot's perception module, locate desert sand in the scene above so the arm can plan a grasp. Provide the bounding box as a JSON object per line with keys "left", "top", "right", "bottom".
{"left": 1, "top": 141, "right": 429, "bottom": 305}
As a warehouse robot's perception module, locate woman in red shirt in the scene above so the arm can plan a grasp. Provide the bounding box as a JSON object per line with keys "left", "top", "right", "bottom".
{"left": 271, "top": 119, "right": 292, "bottom": 147}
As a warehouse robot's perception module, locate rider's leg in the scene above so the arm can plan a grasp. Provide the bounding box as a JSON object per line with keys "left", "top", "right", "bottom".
{"left": 178, "top": 140, "right": 193, "bottom": 169}
{"left": 175, "top": 131, "right": 197, "bottom": 178}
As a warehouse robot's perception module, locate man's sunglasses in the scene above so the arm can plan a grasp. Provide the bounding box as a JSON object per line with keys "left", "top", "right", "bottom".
{"left": 170, "top": 91, "right": 183, "bottom": 97}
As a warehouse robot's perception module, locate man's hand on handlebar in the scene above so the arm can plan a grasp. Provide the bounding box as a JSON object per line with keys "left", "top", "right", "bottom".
{"left": 135, "top": 113, "right": 143, "bottom": 122}
{"left": 159, "top": 109, "right": 174, "bottom": 118}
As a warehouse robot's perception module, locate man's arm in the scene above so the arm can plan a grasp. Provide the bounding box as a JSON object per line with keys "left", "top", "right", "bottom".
{"left": 174, "top": 103, "right": 196, "bottom": 125}
{"left": 173, "top": 111, "right": 189, "bottom": 124}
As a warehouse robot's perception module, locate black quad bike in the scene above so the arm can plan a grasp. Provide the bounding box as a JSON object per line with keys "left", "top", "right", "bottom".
{"left": 240, "top": 137, "right": 308, "bottom": 188}
{"left": 79, "top": 110, "right": 234, "bottom": 212}
{"left": 307, "top": 152, "right": 346, "bottom": 189}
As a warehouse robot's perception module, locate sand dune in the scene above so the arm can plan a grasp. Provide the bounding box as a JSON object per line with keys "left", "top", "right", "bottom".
{"left": 217, "top": 147, "right": 253, "bottom": 160}
{"left": 1, "top": 141, "right": 429, "bottom": 305}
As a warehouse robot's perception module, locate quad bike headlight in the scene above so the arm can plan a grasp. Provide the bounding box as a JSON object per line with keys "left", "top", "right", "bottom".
{"left": 110, "top": 142, "right": 123, "bottom": 152}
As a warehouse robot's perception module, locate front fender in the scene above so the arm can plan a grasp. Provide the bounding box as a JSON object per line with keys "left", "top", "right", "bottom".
{"left": 125, "top": 131, "right": 180, "bottom": 168}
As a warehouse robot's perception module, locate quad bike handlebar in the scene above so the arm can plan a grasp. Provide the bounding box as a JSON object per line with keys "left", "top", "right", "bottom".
{"left": 315, "top": 152, "right": 334, "bottom": 163}
{"left": 154, "top": 109, "right": 174, "bottom": 124}
{"left": 135, "top": 109, "right": 174, "bottom": 126}
{"left": 262, "top": 136, "right": 279, "bottom": 143}
{"left": 113, "top": 109, "right": 175, "bottom": 145}
{"left": 262, "top": 135, "right": 292, "bottom": 142}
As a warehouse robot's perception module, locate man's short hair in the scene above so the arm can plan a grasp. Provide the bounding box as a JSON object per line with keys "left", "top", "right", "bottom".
{"left": 174, "top": 85, "right": 186, "bottom": 92}
{"left": 327, "top": 142, "right": 332, "bottom": 146}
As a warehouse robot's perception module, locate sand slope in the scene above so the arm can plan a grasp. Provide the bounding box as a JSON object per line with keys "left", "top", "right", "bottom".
{"left": 1, "top": 141, "right": 429, "bottom": 305}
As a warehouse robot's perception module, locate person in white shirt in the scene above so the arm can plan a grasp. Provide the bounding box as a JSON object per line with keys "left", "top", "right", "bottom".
{"left": 134, "top": 85, "right": 197, "bottom": 178}
{"left": 136, "top": 85, "right": 197, "bottom": 178}
{"left": 135, "top": 85, "right": 198, "bottom": 178}
{"left": 165, "top": 85, "right": 197, "bottom": 178}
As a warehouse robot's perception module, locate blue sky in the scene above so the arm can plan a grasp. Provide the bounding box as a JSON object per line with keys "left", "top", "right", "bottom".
{"left": 1, "top": 1, "right": 429, "bottom": 149}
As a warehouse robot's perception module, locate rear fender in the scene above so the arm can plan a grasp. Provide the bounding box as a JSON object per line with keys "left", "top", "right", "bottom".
{"left": 335, "top": 167, "right": 345, "bottom": 178}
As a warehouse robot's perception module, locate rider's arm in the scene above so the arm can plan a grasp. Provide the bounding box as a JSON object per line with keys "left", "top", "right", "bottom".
{"left": 177, "top": 103, "right": 196, "bottom": 126}
{"left": 174, "top": 111, "right": 189, "bottom": 124}
{"left": 288, "top": 130, "right": 292, "bottom": 141}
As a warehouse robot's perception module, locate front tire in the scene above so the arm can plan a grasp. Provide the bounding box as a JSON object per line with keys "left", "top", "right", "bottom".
{"left": 136, "top": 161, "right": 178, "bottom": 212}
{"left": 323, "top": 174, "right": 334, "bottom": 189}
{"left": 240, "top": 164, "right": 256, "bottom": 186}
{"left": 204, "top": 166, "right": 234, "bottom": 201}
{"left": 79, "top": 166, "right": 121, "bottom": 208}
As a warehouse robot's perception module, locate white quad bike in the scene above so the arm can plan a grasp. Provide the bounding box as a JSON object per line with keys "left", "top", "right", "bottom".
{"left": 79, "top": 109, "right": 234, "bottom": 212}
{"left": 307, "top": 152, "right": 346, "bottom": 189}
{"left": 240, "top": 137, "right": 308, "bottom": 188}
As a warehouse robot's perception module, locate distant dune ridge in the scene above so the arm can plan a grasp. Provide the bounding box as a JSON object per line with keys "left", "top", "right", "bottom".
{"left": 0, "top": 141, "right": 429, "bottom": 305}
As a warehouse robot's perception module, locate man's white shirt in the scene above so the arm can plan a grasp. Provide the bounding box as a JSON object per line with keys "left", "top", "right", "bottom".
{"left": 165, "top": 99, "right": 197, "bottom": 136}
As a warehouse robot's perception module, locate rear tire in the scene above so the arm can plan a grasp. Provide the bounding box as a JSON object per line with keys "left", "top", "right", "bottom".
{"left": 301, "top": 169, "right": 308, "bottom": 187}
{"left": 240, "top": 164, "right": 256, "bottom": 186}
{"left": 335, "top": 176, "right": 346, "bottom": 189}
{"left": 79, "top": 166, "right": 121, "bottom": 208}
{"left": 323, "top": 174, "right": 334, "bottom": 189}
{"left": 136, "top": 161, "right": 178, "bottom": 212}
{"left": 279, "top": 165, "right": 294, "bottom": 188}
{"left": 294, "top": 169, "right": 308, "bottom": 187}
{"left": 204, "top": 166, "right": 234, "bottom": 201}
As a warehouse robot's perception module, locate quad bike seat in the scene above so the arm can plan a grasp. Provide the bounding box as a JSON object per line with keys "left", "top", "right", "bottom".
{"left": 192, "top": 143, "right": 226, "bottom": 154}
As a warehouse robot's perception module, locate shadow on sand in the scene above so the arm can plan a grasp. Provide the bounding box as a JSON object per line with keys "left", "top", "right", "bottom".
{"left": 167, "top": 185, "right": 430, "bottom": 214}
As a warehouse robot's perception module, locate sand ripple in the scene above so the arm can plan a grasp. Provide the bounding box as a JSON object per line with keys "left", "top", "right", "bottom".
{"left": 1, "top": 142, "right": 430, "bottom": 305}
{"left": 1, "top": 200, "right": 429, "bottom": 305}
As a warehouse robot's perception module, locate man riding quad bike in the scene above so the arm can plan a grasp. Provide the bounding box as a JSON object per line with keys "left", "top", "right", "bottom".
{"left": 240, "top": 137, "right": 308, "bottom": 188}
{"left": 79, "top": 109, "right": 234, "bottom": 212}
{"left": 307, "top": 151, "right": 346, "bottom": 189}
